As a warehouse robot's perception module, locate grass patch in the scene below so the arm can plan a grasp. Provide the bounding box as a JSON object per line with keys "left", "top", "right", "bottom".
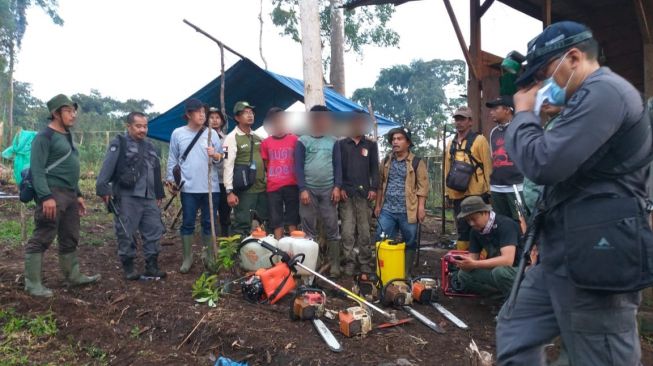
{"left": 84, "top": 344, "right": 108, "bottom": 363}
{"left": 0, "top": 220, "right": 33, "bottom": 245}
{"left": 0, "top": 308, "right": 60, "bottom": 366}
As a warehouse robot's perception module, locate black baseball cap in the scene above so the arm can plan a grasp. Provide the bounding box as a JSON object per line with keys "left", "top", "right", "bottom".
{"left": 516, "top": 21, "right": 594, "bottom": 86}
{"left": 485, "top": 95, "right": 514, "bottom": 109}
{"left": 183, "top": 98, "right": 206, "bottom": 120}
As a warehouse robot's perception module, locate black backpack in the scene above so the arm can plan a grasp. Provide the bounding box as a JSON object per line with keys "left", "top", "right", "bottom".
{"left": 445, "top": 133, "right": 484, "bottom": 192}
{"left": 113, "top": 134, "right": 146, "bottom": 189}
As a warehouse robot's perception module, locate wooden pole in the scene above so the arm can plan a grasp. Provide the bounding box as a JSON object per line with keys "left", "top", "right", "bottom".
{"left": 468, "top": 0, "right": 483, "bottom": 134}
{"left": 183, "top": 20, "right": 247, "bottom": 60}
{"left": 367, "top": 99, "right": 378, "bottom": 141}
{"left": 542, "top": 0, "right": 552, "bottom": 28}
{"left": 207, "top": 126, "right": 219, "bottom": 261}
{"left": 441, "top": 124, "right": 446, "bottom": 236}
{"left": 220, "top": 43, "right": 227, "bottom": 129}
{"left": 299, "top": 0, "right": 326, "bottom": 110}
{"left": 443, "top": 0, "right": 479, "bottom": 81}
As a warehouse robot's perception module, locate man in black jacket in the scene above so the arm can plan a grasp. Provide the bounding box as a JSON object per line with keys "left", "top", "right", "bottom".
{"left": 96, "top": 112, "right": 166, "bottom": 280}
{"left": 496, "top": 21, "right": 651, "bottom": 365}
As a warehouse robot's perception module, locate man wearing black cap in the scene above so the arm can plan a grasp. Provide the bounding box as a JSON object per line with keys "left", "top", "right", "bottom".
{"left": 166, "top": 98, "right": 223, "bottom": 274}
{"left": 486, "top": 95, "right": 523, "bottom": 221}
{"left": 24, "top": 94, "right": 101, "bottom": 297}
{"left": 454, "top": 196, "right": 519, "bottom": 299}
{"left": 374, "top": 127, "right": 428, "bottom": 278}
{"left": 496, "top": 21, "right": 652, "bottom": 365}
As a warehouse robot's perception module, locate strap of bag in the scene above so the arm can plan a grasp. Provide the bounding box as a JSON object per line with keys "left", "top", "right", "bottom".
{"left": 412, "top": 156, "right": 421, "bottom": 189}
{"left": 180, "top": 127, "right": 205, "bottom": 162}
{"left": 248, "top": 134, "right": 254, "bottom": 165}
{"left": 45, "top": 136, "right": 73, "bottom": 174}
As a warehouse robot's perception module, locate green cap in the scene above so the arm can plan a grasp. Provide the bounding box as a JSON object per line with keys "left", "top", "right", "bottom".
{"left": 457, "top": 196, "right": 492, "bottom": 219}
{"left": 46, "top": 94, "right": 78, "bottom": 115}
{"left": 233, "top": 101, "right": 255, "bottom": 115}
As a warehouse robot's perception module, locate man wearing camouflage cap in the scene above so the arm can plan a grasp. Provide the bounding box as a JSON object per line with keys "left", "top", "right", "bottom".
{"left": 24, "top": 94, "right": 101, "bottom": 297}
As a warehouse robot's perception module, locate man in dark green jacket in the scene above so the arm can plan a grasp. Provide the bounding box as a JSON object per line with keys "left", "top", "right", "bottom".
{"left": 24, "top": 94, "right": 101, "bottom": 297}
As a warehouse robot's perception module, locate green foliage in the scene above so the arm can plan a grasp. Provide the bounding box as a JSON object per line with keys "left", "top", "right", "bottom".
{"left": 192, "top": 273, "right": 220, "bottom": 308}
{"left": 2, "top": 314, "right": 26, "bottom": 334}
{"left": 27, "top": 312, "right": 57, "bottom": 337}
{"left": 352, "top": 59, "right": 466, "bottom": 157}
{"left": 129, "top": 326, "right": 140, "bottom": 339}
{"left": 271, "top": 0, "right": 399, "bottom": 67}
{"left": 216, "top": 235, "right": 241, "bottom": 272}
{"left": 84, "top": 345, "right": 108, "bottom": 362}
{"left": 0, "top": 219, "right": 33, "bottom": 245}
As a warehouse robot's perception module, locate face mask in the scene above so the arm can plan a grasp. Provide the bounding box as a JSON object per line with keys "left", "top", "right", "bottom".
{"left": 534, "top": 52, "right": 575, "bottom": 114}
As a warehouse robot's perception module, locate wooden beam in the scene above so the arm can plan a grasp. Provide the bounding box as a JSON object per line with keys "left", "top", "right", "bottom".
{"left": 479, "top": 0, "right": 496, "bottom": 17}
{"left": 443, "top": 0, "right": 479, "bottom": 80}
{"left": 469, "top": 0, "right": 483, "bottom": 133}
{"left": 634, "top": 0, "right": 653, "bottom": 43}
{"left": 542, "top": 0, "right": 551, "bottom": 28}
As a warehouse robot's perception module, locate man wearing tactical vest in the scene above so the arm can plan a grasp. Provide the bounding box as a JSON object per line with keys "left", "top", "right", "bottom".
{"left": 24, "top": 94, "right": 101, "bottom": 297}
{"left": 96, "top": 112, "right": 166, "bottom": 280}
{"left": 444, "top": 106, "right": 493, "bottom": 251}
{"left": 222, "top": 101, "right": 268, "bottom": 236}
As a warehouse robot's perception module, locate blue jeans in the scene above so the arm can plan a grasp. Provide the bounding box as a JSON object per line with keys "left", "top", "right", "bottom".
{"left": 180, "top": 192, "right": 220, "bottom": 236}
{"left": 374, "top": 209, "right": 417, "bottom": 249}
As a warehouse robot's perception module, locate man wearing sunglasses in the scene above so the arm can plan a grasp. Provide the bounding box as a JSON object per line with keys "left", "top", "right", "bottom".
{"left": 496, "top": 21, "right": 652, "bottom": 365}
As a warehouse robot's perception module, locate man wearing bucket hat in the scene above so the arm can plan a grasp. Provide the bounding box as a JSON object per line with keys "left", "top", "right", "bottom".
{"left": 222, "top": 101, "right": 268, "bottom": 236}
{"left": 166, "top": 98, "right": 224, "bottom": 273}
{"left": 453, "top": 196, "right": 519, "bottom": 298}
{"left": 24, "top": 94, "right": 101, "bottom": 297}
{"left": 374, "top": 127, "right": 428, "bottom": 278}
{"left": 496, "top": 21, "right": 652, "bottom": 365}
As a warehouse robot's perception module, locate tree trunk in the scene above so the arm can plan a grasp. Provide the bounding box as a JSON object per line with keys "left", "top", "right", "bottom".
{"left": 7, "top": 43, "right": 15, "bottom": 146}
{"left": 329, "top": 0, "right": 345, "bottom": 95}
{"left": 299, "top": 0, "right": 325, "bottom": 110}
{"left": 258, "top": 0, "right": 268, "bottom": 70}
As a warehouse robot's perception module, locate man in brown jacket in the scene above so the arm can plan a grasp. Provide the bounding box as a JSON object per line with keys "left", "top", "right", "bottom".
{"left": 374, "top": 128, "right": 429, "bottom": 276}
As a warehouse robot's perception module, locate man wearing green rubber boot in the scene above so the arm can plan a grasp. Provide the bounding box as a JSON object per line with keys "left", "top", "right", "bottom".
{"left": 24, "top": 94, "right": 101, "bottom": 297}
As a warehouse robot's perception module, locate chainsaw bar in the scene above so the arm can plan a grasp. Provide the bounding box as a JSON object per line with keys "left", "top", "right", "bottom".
{"left": 312, "top": 319, "right": 342, "bottom": 352}
{"left": 431, "top": 302, "right": 469, "bottom": 330}
{"left": 402, "top": 306, "right": 445, "bottom": 334}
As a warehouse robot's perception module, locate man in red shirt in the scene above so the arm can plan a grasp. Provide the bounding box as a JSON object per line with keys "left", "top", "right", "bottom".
{"left": 260, "top": 108, "right": 300, "bottom": 239}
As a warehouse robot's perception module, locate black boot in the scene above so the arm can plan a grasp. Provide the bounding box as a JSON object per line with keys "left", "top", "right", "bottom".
{"left": 144, "top": 255, "right": 166, "bottom": 278}
{"left": 121, "top": 258, "right": 141, "bottom": 281}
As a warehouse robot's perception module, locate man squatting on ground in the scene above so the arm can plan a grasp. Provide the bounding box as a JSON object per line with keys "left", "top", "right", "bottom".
{"left": 454, "top": 196, "right": 518, "bottom": 298}
{"left": 24, "top": 94, "right": 100, "bottom": 297}
{"left": 96, "top": 112, "right": 166, "bottom": 280}
{"left": 496, "top": 21, "right": 653, "bottom": 365}
{"left": 166, "top": 98, "right": 223, "bottom": 274}
{"left": 337, "top": 111, "right": 379, "bottom": 275}
{"left": 223, "top": 101, "right": 268, "bottom": 237}
{"left": 260, "top": 107, "right": 300, "bottom": 239}
{"left": 374, "top": 127, "right": 428, "bottom": 278}
{"left": 295, "top": 105, "right": 343, "bottom": 277}
{"left": 444, "top": 106, "right": 493, "bottom": 251}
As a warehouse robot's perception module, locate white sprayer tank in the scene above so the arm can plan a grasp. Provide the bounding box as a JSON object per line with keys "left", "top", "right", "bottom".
{"left": 239, "top": 228, "right": 279, "bottom": 272}
{"left": 278, "top": 231, "right": 319, "bottom": 278}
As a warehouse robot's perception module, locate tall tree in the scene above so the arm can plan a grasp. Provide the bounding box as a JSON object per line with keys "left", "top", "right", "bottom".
{"left": 352, "top": 59, "right": 466, "bottom": 156}
{"left": 271, "top": 0, "right": 399, "bottom": 94}
{"left": 0, "top": 0, "right": 63, "bottom": 145}
{"left": 299, "top": 0, "right": 325, "bottom": 109}
{"left": 329, "top": 0, "right": 345, "bottom": 95}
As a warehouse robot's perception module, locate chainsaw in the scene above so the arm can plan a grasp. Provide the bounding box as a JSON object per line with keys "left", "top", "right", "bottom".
{"left": 352, "top": 272, "right": 381, "bottom": 302}
{"left": 338, "top": 306, "right": 372, "bottom": 338}
{"left": 381, "top": 278, "right": 445, "bottom": 334}
{"left": 289, "top": 287, "right": 342, "bottom": 352}
{"left": 410, "top": 276, "right": 469, "bottom": 330}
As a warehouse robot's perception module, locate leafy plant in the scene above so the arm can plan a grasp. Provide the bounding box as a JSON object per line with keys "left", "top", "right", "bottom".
{"left": 130, "top": 326, "right": 140, "bottom": 339}
{"left": 216, "top": 235, "right": 241, "bottom": 272}
{"left": 84, "top": 345, "right": 108, "bottom": 362}
{"left": 192, "top": 273, "right": 220, "bottom": 308}
{"left": 27, "top": 312, "right": 57, "bottom": 337}
{"left": 2, "top": 315, "right": 26, "bottom": 334}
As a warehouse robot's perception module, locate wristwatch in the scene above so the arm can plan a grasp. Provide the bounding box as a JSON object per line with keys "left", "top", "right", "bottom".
{"left": 226, "top": 189, "right": 234, "bottom": 195}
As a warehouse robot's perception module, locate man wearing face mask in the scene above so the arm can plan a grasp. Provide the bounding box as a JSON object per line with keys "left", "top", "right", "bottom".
{"left": 496, "top": 21, "right": 653, "bottom": 365}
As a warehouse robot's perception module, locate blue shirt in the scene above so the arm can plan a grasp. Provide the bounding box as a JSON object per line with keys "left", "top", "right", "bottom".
{"left": 166, "top": 126, "right": 223, "bottom": 193}
{"left": 383, "top": 159, "right": 407, "bottom": 213}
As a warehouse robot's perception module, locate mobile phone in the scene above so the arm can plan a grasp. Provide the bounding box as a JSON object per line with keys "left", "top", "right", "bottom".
{"left": 453, "top": 255, "right": 464, "bottom": 260}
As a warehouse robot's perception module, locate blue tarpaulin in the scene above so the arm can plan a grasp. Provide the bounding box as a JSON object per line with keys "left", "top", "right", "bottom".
{"left": 147, "top": 58, "right": 399, "bottom": 142}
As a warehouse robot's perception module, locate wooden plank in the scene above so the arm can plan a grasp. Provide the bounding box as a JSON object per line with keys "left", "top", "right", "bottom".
{"left": 634, "top": 0, "right": 653, "bottom": 43}
{"left": 443, "top": 0, "right": 479, "bottom": 81}
{"left": 542, "top": 0, "right": 551, "bottom": 28}
{"left": 469, "top": 0, "right": 483, "bottom": 133}
{"left": 479, "top": 0, "right": 496, "bottom": 17}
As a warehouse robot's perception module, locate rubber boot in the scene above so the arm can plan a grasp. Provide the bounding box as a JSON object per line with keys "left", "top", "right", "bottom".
{"left": 121, "top": 257, "right": 141, "bottom": 281}
{"left": 59, "top": 251, "right": 101, "bottom": 286}
{"left": 144, "top": 255, "right": 166, "bottom": 278}
{"left": 327, "top": 240, "right": 341, "bottom": 278}
{"left": 201, "top": 235, "right": 218, "bottom": 272}
{"left": 24, "top": 253, "right": 53, "bottom": 297}
{"left": 404, "top": 249, "right": 416, "bottom": 279}
{"left": 179, "top": 235, "right": 194, "bottom": 274}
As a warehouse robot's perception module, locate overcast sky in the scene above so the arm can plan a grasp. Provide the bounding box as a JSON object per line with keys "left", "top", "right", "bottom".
{"left": 14, "top": 0, "right": 541, "bottom": 113}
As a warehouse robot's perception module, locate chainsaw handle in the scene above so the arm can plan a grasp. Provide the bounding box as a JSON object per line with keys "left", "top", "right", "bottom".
{"left": 239, "top": 238, "right": 292, "bottom": 264}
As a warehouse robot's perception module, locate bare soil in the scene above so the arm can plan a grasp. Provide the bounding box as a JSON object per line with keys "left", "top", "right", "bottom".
{"left": 1, "top": 182, "right": 652, "bottom": 365}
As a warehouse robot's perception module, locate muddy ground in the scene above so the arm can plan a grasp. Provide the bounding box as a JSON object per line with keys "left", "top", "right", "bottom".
{"left": 1, "top": 182, "right": 652, "bottom": 366}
